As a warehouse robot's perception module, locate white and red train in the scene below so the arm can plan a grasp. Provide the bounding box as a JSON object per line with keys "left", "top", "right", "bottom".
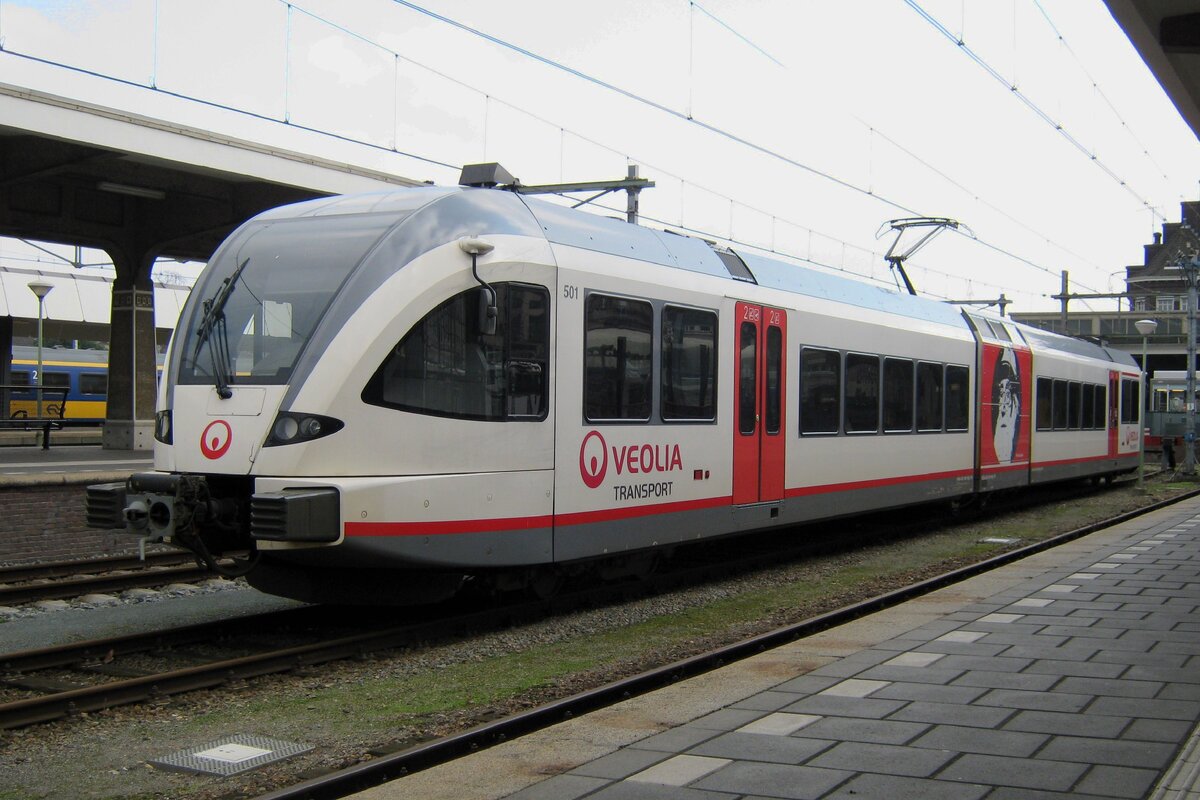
{"left": 87, "top": 186, "right": 1143, "bottom": 603}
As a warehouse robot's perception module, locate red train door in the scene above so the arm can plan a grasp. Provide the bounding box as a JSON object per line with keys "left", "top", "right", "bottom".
{"left": 733, "top": 302, "right": 786, "bottom": 504}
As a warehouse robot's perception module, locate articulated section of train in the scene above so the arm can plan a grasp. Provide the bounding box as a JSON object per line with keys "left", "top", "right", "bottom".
{"left": 85, "top": 187, "right": 1142, "bottom": 604}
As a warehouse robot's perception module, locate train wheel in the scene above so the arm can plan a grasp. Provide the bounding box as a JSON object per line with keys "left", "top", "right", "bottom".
{"left": 529, "top": 567, "right": 564, "bottom": 601}
{"left": 596, "top": 551, "right": 659, "bottom": 583}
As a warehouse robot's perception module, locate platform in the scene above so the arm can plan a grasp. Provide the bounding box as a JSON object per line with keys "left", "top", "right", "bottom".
{"left": 353, "top": 496, "right": 1200, "bottom": 799}
{"left": 0, "top": 434, "right": 150, "bottom": 485}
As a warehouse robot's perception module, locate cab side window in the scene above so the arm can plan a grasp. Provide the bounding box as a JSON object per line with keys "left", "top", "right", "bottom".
{"left": 363, "top": 282, "right": 549, "bottom": 421}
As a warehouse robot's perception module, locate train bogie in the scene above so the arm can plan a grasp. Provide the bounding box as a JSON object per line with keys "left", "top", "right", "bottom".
{"left": 86, "top": 186, "right": 1142, "bottom": 604}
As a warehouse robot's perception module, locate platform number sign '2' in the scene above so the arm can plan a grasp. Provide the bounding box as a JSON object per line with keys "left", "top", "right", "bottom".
{"left": 200, "top": 420, "right": 233, "bottom": 459}
{"left": 733, "top": 302, "right": 786, "bottom": 505}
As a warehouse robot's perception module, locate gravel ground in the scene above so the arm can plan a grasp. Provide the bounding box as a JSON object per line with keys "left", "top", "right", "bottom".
{"left": 0, "top": 478, "right": 1192, "bottom": 800}
{"left": 0, "top": 580, "right": 303, "bottom": 652}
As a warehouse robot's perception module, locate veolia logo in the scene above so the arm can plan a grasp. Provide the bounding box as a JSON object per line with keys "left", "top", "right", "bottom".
{"left": 579, "top": 430, "right": 608, "bottom": 489}
{"left": 200, "top": 420, "right": 233, "bottom": 460}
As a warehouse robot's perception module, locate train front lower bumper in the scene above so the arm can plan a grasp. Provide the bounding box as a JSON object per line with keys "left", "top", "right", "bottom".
{"left": 85, "top": 472, "right": 341, "bottom": 547}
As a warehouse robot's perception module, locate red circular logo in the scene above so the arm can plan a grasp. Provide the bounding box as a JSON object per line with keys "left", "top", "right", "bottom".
{"left": 200, "top": 420, "right": 233, "bottom": 460}
{"left": 579, "top": 430, "right": 608, "bottom": 489}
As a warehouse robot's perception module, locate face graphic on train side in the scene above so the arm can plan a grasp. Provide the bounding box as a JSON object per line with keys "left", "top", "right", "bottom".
{"left": 992, "top": 347, "right": 1020, "bottom": 463}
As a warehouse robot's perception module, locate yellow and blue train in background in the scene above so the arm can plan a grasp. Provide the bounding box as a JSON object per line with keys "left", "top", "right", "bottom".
{"left": 5, "top": 346, "right": 163, "bottom": 421}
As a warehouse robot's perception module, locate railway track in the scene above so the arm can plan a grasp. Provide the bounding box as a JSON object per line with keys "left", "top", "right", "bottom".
{"left": 0, "top": 552, "right": 215, "bottom": 606}
{"left": 0, "top": 476, "right": 1164, "bottom": 734}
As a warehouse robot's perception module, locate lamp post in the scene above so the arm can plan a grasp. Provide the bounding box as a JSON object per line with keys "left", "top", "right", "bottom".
{"left": 27, "top": 281, "right": 53, "bottom": 418}
{"left": 1134, "top": 319, "right": 1158, "bottom": 486}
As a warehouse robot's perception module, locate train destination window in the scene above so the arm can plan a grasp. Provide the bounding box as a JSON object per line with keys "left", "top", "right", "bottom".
{"left": 80, "top": 374, "right": 107, "bottom": 395}
{"left": 363, "top": 282, "right": 550, "bottom": 421}
{"left": 883, "top": 357, "right": 914, "bottom": 433}
{"left": 945, "top": 365, "right": 969, "bottom": 432}
{"left": 661, "top": 306, "right": 717, "bottom": 421}
{"left": 1036, "top": 377, "right": 1053, "bottom": 430}
{"left": 916, "top": 361, "right": 943, "bottom": 432}
{"left": 845, "top": 353, "right": 880, "bottom": 433}
{"left": 800, "top": 348, "right": 840, "bottom": 434}
{"left": 585, "top": 294, "right": 653, "bottom": 422}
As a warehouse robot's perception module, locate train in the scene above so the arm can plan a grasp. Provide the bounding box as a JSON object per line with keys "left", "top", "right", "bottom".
{"left": 6, "top": 346, "right": 110, "bottom": 421}
{"left": 85, "top": 185, "right": 1143, "bottom": 604}
{"left": 5, "top": 346, "right": 165, "bottom": 421}
{"left": 1144, "top": 371, "right": 1196, "bottom": 462}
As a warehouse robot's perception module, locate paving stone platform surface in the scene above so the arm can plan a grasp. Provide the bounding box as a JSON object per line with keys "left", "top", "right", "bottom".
{"left": 355, "top": 496, "right": 1200, "bottom": 800}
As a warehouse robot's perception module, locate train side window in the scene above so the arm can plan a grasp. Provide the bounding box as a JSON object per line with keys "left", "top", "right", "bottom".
{"left": 11, "top": 370, "right": 30, "bottom": 387}
{"left": 1052, "top": 379, "right": 1069, "bottom": 429}
{"left": 945, "top": 365, "right": 969, "bottom": 432}
{"left": 738, "top": 322, "right": 757, "bottom": 435}
{"left": 585, "top": 294, "right": 653, "bottom": 422}
{"left": 800, "top": 347, "right": 840, "bottom": 434}
{"left": 43, "top": 371, "right": 70, "bottom": 389}
{"left": 882, "top": 357, "right": 914, "bottom": 433}
{"left": 362, "top": 282, "right": 550, "bottom": 422}
{"left": 1120, "top": 378, "right": 1139, "bottom": 424}
{"left": 765, "top": 326, "right": 782, "bottom": 435}
{"left": 661, "top": 306, "right": 717, "bottom": 422}
{"left": 79, "top": 373, "right": 108, "bottom": 395}
{"left": 1081, "top": 384, "right": 1096, "bottom": 429}
{"left": 986, "top": 320, "right": 1011, "bottom": 342}
{"left": 845, "top": 353, "right": 879, "bottom": 433}
{"left": 505, "top": 285, "right": 551, "bottom": 419}
{"left": 915, "top": 361, "right": 943, "bottom": 432}
{"left": 1036, "top": 377, "right": 1053, "bottom": 431}
{"left": 1068, "top": 382, "right": 1082, "bottom": 429}
{"left": 1094, "top": 384, "right": 1107, "bottom": 428}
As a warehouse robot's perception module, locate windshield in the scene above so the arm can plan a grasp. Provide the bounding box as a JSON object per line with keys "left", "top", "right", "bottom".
{"left": 177, "top": 214, "right": 395, "bottom": 387}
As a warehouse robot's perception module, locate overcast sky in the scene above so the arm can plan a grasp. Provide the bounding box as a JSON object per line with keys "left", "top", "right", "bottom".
{"left": 1, "top": 0, "right": 1198, "bottom": 313}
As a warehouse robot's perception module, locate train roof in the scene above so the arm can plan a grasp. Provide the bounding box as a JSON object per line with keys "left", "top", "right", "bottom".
{"left": 257, "top": 187, "right": 968, "bottom": 329}
{"left": 248, "top": 187, "right": 1135, "bottom": 368}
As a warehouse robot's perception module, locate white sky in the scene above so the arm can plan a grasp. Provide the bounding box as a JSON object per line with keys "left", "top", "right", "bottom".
{"left": 1, "top": 0, "right": 1198, "bottom": 313}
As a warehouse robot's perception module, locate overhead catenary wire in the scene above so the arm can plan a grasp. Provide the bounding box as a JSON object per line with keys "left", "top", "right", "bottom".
{"left": 386, "top": 0, "right": 1111, "bottom": 304}
{"left": 676, "top": 2, "right": 1112, "bottom": 293}
{"left": 904, "top": 0, "right": 1165, "bottom": 223}
{"left": 1031, "top": 0, "right": 1172, "bottom": 185}
{"left": 0, "top": 0, "right": 1150, "bottom": 311}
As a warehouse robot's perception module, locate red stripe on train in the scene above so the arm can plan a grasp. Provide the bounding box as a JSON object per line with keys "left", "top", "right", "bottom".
{"left": 344, "top": 454, "right": 1134, "bottom": 538}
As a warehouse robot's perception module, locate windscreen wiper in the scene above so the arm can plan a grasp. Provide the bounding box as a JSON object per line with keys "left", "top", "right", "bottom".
{"left": 192, "top": 257, "right": 249, "bottom": 399}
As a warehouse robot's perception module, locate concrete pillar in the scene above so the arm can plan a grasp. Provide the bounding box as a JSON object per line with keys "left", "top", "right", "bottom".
{"left": 103, "top": 248, "right": 159, "bottom": 450}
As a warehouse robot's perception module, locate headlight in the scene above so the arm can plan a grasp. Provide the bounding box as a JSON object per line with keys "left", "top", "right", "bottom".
{"left": 264, "top": 412, "right": 343, "bottom": 447}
